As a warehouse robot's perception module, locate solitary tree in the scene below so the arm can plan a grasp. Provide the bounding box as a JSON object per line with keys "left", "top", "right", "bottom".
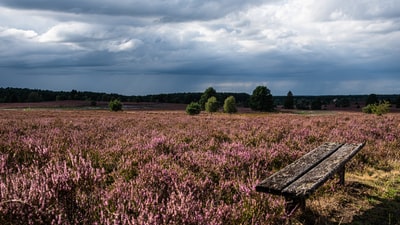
{"left": 223, "top": 96, "right": 237, "bottom": 113}
{"left": 249, "top": 86, "right": 274, "bottom": 112}
{"left": 283, "top": 91, "right": 294, "bottom": 109}
{"left": 199, "top": 87, "right": 217, "bottom": 110}
{"left": 205, "top": 96, "right": 219, "bottom": 113}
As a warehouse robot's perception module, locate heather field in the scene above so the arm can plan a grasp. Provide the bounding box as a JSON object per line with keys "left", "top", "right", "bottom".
{"left": 0, "top": 110, "right": 399, "bottom": 224}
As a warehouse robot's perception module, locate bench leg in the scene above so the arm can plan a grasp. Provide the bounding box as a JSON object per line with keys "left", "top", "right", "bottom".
{"left": 338, "top": 165, "right": 345, "bottom": 186}
{"left": 284, "top": 196, "right": 305, "bottom": 214}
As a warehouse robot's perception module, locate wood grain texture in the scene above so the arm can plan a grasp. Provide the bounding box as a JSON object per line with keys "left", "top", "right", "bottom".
{"left": 256, "top": 142, "right": 343, "bottom": 194}
{"left": 282, "top": 143, "right": 365, "bottom": 197}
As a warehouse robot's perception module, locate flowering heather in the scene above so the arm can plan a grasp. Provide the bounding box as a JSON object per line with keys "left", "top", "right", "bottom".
{"left": 0, "top": 110, "right": 399, "bottom": 224}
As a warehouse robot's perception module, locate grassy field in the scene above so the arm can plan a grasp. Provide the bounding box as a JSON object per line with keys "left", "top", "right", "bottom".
{"left": 0, "top": 109, "right": 399, "bottom": 224}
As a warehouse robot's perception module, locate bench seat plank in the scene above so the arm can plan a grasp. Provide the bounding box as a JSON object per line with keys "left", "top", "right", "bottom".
{"left": 256, "top": 142, "right": 343, "bottom": 194}
{"left": 282, "top": 143, "right": 365, "bottom": 197}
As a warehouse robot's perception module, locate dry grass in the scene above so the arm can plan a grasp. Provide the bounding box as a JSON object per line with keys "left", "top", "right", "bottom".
{"left": 291, "top": 160, "right": 400, "bottom": 225}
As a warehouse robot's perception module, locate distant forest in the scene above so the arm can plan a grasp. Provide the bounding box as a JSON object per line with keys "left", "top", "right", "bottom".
{"left": 1, "top": 87, "right": 399, "bottom": 109}
{"left": 0, "top": 87, "right": 250, "bottom": 107}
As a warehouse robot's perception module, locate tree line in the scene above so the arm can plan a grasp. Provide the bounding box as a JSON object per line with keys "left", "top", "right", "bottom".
{"left": 0, "top": 87, "right": 250, "bottom": 106}
{"left": 1, "top": 87, "right": 400, "bottom": 110}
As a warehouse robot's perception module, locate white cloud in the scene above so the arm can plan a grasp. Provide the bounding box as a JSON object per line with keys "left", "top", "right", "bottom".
{"left": 106, "top": 39, "right": 142, "bottom": 52}
{"left": 0, "top": 27, "right": 38, "bottom": 39}
{"left": 37, "top": 22, "right": 103, "bottom": 43}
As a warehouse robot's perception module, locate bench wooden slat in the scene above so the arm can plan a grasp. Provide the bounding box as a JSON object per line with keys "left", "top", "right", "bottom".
{"left": 256, "top": 142, "right": 343, "bottom": 194}
{"left": 282, "top": 143, "right": 365, "bottom": 197}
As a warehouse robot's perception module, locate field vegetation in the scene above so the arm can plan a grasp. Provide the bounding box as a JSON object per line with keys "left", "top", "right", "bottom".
{"left": 0, "top": 109, "right": 399, "bottom": 224}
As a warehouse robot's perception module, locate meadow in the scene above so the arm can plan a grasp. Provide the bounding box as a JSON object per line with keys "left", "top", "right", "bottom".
{"left": 0, "top": 109, "right": 399, "bottom": 224}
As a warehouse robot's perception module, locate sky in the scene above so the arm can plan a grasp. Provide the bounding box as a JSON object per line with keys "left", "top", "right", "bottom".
{"left": 0, "top": 0, "right": 399, "bottom": 96}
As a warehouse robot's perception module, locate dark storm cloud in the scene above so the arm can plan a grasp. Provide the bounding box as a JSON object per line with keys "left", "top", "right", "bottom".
{"left": 0, "top": 0, "right": 399, "bottom": 95}
{"left": 0, "top": 0, "right": 268, "bottom": 21}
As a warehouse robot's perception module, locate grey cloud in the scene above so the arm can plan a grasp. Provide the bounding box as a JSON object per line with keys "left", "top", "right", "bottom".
{"left": 0, "top": 0, "right": 399, "bottom": 95}
{"left": 0, "top": 0, "right": 269, "bottom": 21}
{"left": 312, "top": 0, "right": 400, "bottom": 21}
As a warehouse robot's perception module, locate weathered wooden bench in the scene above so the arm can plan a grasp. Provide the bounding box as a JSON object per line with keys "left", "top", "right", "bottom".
{"left": 256, "top": 142, "right": 365, "bottom": 214}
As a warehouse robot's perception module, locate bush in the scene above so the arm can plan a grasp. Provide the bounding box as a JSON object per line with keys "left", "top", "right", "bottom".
{"left": 205, "top": 97, "right": 219, "bottom": 113}
{"left": 109, "top": 99, "right": 123, "bottom": 111}
{"left": 186, "top": 102, "right": 201, "bottom": 115}
{"left": 362, "top": 101, "right": 390, "bottom": 116}
{"left": 223, "top": 96, "right": 237, "bottom": 113}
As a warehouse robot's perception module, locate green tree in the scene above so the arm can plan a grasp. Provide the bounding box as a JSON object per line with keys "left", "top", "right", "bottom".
{"left": 223, "top": 96, "right": 237, "bottom": 113}
{"left": 186, "top": 102, "right": 201, "bottom": 115}
{"left": 283, "top": 91, "right": 294, "bottom": 109}
{"left": 109, "top": 99, "right": 123, "bottom": 111}
{"left": 396, "top": 95, "right": 400, "bottom": 108}
{"left": 205, "top": 96, "right": 219, "bottom": 113}
{"left": 365, "top": 94, "right": 379, "bottom": 106}
{"left": 199, "top": 87, "right": 217, "bottom": 110}
{"left": 249, "top": 86, "right": 274, "bottom": 112}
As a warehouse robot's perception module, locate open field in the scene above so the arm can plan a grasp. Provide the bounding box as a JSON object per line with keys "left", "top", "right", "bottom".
{"left": 0, "top": 109, "right": 399, "bottom": 224}
{"left": 0, "top": 101, "right": 188, "bottom": 111}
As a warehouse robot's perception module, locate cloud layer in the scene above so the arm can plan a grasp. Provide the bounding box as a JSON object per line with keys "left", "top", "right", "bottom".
{"left": 0, "top": 0, "right": 399, "bottom": 95}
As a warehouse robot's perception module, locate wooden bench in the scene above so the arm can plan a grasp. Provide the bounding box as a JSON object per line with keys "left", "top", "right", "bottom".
{"left": 256, "top": 142, "right": 365, "bottom": 214}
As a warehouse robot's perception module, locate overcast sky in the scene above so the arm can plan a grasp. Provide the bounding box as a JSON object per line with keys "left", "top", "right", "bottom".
{"left": 0, "top": 0, "right": 399, "bottom": 95}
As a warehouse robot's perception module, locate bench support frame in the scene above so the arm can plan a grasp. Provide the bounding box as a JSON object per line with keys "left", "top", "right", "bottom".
{"left": 284, "top": 196, "right": 306, "bottom": 214}
{"left": 338, "top": 165, "right": 345, "bottom": 185}
{"left": 283, "top": 168, "right": 346, "bottom": 214}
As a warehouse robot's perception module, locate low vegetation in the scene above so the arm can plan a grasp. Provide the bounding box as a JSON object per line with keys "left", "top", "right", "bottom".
{"left": 0, "top": 110, "right": 399, "bottom": 224}
{"left": 362, "top": 101, "right": 390, "bottom": 116}
{"left": 185, "top": 102, "right": 201, "bottom": 115}
{"left": 108, "top": 99, "right": 123, "bottom": 111}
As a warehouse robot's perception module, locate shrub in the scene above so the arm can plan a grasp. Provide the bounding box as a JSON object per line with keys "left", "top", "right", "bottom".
{"left": 223, "top": 96, "right": 237, "bottom": 114}
{"left": 205, "top": 97, "right": 219, "bottom": 113}
{"left": 186, "top": 102, "right": 201, "bottom": 115}
{"left": 362, "top": 101, "right": 390, "bottom": 116}
{"left": 109, "top": 99, "right": 123, "bottom": 111}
